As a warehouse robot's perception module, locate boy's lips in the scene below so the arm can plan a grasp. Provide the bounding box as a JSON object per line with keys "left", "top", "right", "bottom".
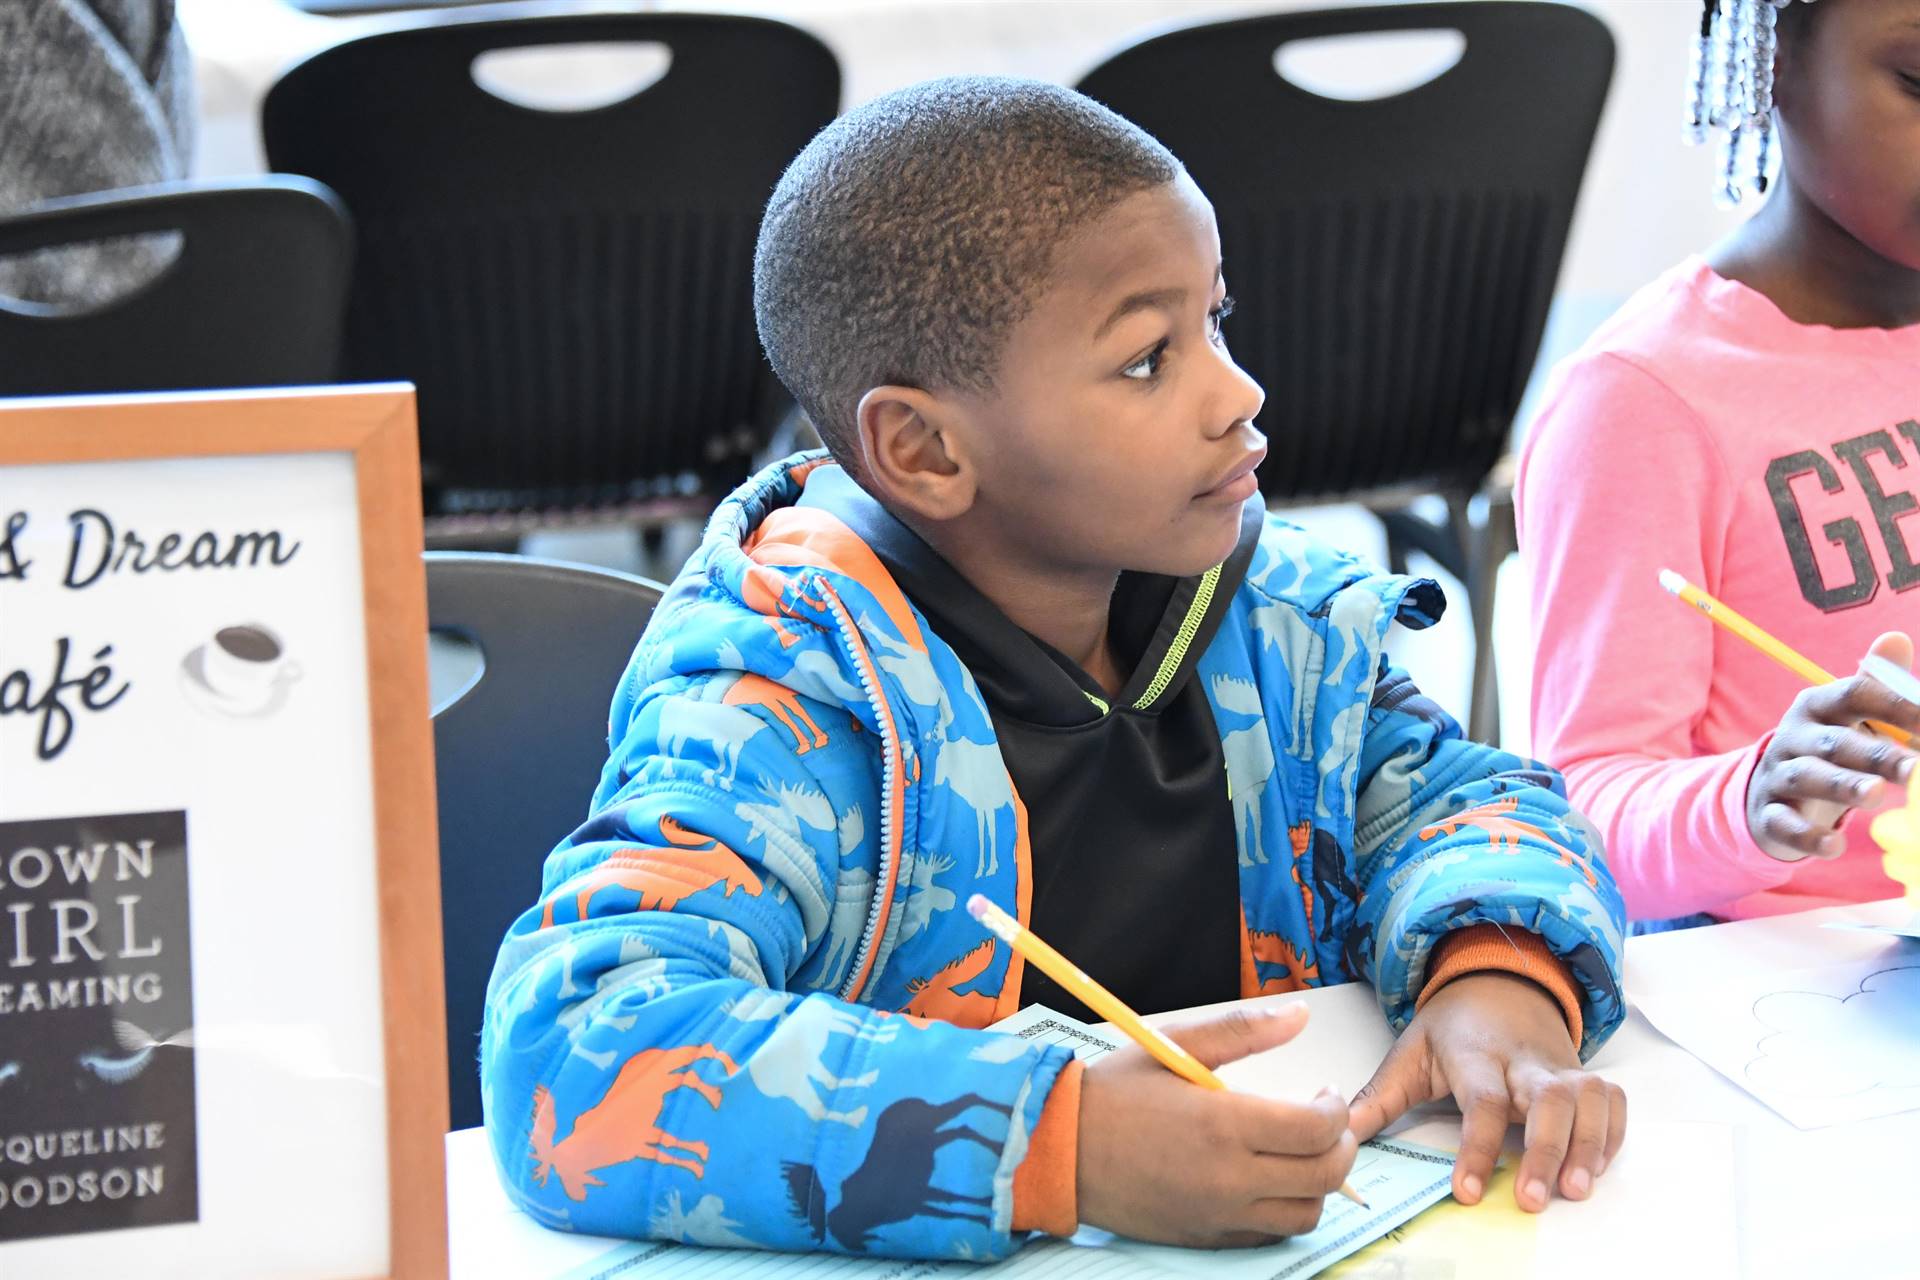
{"left": 1196, "top": 446, "right": 1267, "bottom": 501}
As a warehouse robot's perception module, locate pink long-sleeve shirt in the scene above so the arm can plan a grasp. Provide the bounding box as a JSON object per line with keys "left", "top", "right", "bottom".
{"left": 1517, "top": 257, "right": 1920, "bottom": 921}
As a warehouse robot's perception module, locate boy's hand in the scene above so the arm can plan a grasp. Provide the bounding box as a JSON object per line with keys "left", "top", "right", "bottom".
{"left": 1348, "top": 972, "right": 1624, "bottom": 1214}
{"left": 1746, "top": 631, "right": 1919, "bottom": 863}
{"left": 1077, "top": 1003, "right": 1358, "bottom": 1248}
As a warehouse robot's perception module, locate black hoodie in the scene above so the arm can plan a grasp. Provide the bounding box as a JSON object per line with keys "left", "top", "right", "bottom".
{"left": 801, "top": 467, "right": 1263, "bottom": 1020}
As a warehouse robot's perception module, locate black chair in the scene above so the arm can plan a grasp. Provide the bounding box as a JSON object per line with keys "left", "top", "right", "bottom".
{"left": 263, "top": 9, "right": 841, "bottom": 544}
{"left": 0, "top": 178, "right": 352, "bottom": 395}
{"left": 427, "top": 551, "right": 663, "bottom": 1131}
{"left": 1079, "top": 3, "right": 1614, "bottom": 741}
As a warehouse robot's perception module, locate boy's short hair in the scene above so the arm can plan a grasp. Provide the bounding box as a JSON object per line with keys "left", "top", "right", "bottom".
{"left": 753, "top": 76, "right": 1181, "bottom": 468}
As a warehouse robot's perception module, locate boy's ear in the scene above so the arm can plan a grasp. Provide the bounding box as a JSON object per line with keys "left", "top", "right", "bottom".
{"left": 854, "top": 385, "right": 978, "bottom": 522}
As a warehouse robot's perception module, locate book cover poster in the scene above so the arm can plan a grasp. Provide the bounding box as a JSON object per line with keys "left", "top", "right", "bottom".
{"left": 0, "top": 809, "right": 196, "bottom": 1242}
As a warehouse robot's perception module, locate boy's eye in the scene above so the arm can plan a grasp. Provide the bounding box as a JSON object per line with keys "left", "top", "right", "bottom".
{"left": 1121, "top": 298, "right": 1236, "bottom": 381}
{"left": 1121, "top": 341, "right": 1167, "bottom": 381}
{"left": 1209, "top": 295, "right": 1237, "bottom": 341}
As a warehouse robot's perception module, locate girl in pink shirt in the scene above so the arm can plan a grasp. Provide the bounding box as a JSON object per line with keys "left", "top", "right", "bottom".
{"left": 1518, "top": 0, "right": 1920, "bottom": 924}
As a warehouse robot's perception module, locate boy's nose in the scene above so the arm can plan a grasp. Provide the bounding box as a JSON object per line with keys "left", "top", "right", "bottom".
{"left": 1206, "top": 346, "right": 1265, "bottom": 438}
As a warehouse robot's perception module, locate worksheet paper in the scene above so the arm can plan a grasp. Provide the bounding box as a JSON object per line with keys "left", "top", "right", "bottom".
{"left": 547, "top": 1005, "right": 1455, "bottom": 1280}
{"left": 1825, "top": 915, "right": 1920, "bottom": 941}
{"left": 1324, "top": 1120, "right": 1737, "bottom": 1280}
{"left": 1633, "top": 948, "right": 1920, "bottom": 1129}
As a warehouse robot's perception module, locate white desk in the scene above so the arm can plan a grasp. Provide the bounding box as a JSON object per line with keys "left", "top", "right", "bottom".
{"left": 445, "top": 899, "right": 1920, "bottom": 1277}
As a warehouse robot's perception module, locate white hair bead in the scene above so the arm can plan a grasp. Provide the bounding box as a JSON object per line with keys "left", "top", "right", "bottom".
{"left": 1685, "top": 0, "right": 1815, "bottom": 206}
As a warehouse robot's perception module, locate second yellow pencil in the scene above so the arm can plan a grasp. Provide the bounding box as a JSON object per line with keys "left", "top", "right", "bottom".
{"left": 1658, "top": 569, "right": 1915, "bottom": 746}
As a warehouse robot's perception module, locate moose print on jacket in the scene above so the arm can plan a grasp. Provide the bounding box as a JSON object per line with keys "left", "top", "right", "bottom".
{"left": 481, "top": 453, "right": 1627, "bottom": 1261}
{"left": 531, "top": 1045, "right": 737, "bottom": 1196}
{"left": 784, "top": 1093, "right": 1012, "bottom": 1253}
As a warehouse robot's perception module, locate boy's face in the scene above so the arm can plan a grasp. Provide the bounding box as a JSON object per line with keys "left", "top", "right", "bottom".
{"left": 946, "top": 174, "right": 1266, "bottom": 580}
{"left": 1779, "top": 0, "right": 1920, "bottom": 270}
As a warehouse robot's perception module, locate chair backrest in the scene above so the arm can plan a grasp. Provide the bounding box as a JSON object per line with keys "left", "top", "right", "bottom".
{"left": 1078, "top": 2, "right": 1613, "bottom": 504}
{"left": 0, "top": 178, "right": 352, "bottom": 395}
{"left": 263, "top": 10, "right": 841, "bottom": 508}
{"left": 427, "top": 551, "right": 661, "bottom": 1131}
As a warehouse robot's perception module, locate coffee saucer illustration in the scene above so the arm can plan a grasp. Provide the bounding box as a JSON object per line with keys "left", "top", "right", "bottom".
{"left": 180, "top": 623, "right": 302, "bottom": 719}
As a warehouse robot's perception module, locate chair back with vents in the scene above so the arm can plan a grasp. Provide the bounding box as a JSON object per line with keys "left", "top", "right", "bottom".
{"left": 264, "top": 10, "right": 840, "bottom": 517}
{"left": 1078, "top": 2, "right": 1613, "bottom": 506}
{"left": 427, "top": 551, "right": 662, "bottom": 1130}
{"left": 0, "top": 178, "right": 351, "bottom": 395}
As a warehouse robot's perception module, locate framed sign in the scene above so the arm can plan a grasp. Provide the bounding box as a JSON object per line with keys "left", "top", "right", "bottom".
{"left": 0, "top": 386, "right": 446, "bottom": 1279}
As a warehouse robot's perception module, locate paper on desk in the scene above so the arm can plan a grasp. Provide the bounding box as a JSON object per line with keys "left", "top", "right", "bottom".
{"left": 544, "top": 1120, "right": 1742, "bottom": 1280}
{"left": 550, "top": 1005, "right": 1455, "bottom": 1280}
{"left": 1824, "top": 914, "right": 1920, "bottom": 940}
{"left": 1016, "top": 1137, "right": 1455, "bottom": 1280}
{"left": 1322, "top": 1163, "right": 1537, "bottom": 1280}
{"left": 1633, "top": 946, "right": 1920, "bottom": 1129}
{"left": 1322, "top": 1120, "right": 1738, "bottom": 1280}
{"left": 962, "top": 1005, "right": 1464, "bottom": 1276}
{"left": 986, "top": 1000, "right": 1130, "bottom": 1058}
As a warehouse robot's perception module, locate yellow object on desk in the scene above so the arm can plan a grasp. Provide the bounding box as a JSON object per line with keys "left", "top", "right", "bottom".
{"left": 1323, "top": 1163, "right": 1538, "bottom": 1280}
{"left": 1657, "top": 569, "right": 1916, "bottom": 746}
{"left": 1870, "top": 769, "right": 1920, "bottom": 906}
{"left": 964, "top": 893, "right": 1372, "bottom": 1209}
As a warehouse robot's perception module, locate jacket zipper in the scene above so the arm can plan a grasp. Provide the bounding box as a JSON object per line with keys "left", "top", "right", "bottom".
{"left": 816, "top": 581, "right": 905, "bottom": 1005}
{"left": 1131, "top": 563, "right": 1221, "bottom": 711}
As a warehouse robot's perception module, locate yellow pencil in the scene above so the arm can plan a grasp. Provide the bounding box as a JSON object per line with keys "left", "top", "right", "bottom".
{"left": 1658, "top": 570, "right": 1915, "bottom": 746}
{"left": 965, "top": 893, "right": 1369, "bottom": 1209}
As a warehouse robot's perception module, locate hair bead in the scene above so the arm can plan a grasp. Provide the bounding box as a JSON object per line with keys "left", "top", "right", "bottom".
{"left": 1685, "top": 0, "right": 1815, "bottom": 206}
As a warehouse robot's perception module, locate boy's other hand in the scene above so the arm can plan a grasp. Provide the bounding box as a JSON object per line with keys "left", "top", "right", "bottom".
{"left": 1348, "top": 972, "right": 1625, "bottom": 1214}
{"left": 1747, "top": 631, "right": 1920, "bottom": 863}
{"left": 1077, "top": 1003, "right": 1357, "bottom": 1247}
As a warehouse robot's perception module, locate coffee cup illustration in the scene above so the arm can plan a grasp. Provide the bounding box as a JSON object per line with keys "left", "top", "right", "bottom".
{"left": 181, "top": 623, "right": 302, "bottom": 717}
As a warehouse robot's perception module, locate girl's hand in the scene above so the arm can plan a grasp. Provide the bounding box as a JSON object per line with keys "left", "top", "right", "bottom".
{"left": 1746, "top": 631, "right": 1920, "bottom": 863}
{"left": 1349, "top": 972, "right": 1625, "bottom": 1213}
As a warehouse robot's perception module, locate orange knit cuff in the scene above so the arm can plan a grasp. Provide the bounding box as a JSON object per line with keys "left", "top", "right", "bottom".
{"left": 1011, "top": 1058, "right": 1082, "bottom": 1236}
{"left": 1415, "top": 923, "right": 1585, "bottom": 1048}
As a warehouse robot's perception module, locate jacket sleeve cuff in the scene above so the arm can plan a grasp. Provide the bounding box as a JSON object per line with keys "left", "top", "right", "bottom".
{"left": 1012, "top": 1057, "right": 1082, "bottom": 1236}
{"left": 1415, "top": 923, "right": 1585, "bottom": 1048}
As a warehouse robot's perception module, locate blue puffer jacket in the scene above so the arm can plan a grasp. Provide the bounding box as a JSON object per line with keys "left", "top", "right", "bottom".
{"left": 480, "top": 453, "right": 1626, "bottom": 1261}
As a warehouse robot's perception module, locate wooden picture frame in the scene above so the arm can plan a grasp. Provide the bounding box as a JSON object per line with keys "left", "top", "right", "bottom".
{"left": 0, "top": 385, "right": 446, "bottom": 1278}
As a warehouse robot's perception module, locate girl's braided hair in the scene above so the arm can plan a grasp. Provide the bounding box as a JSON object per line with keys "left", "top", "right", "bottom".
{"left": 1685, "top": 0, "right": 1817, "bottom": 207}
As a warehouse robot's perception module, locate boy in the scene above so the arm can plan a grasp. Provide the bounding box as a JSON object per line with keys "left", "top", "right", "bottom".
{"left": 481, "top": 77, "right": 1628, "bottom": 1261}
